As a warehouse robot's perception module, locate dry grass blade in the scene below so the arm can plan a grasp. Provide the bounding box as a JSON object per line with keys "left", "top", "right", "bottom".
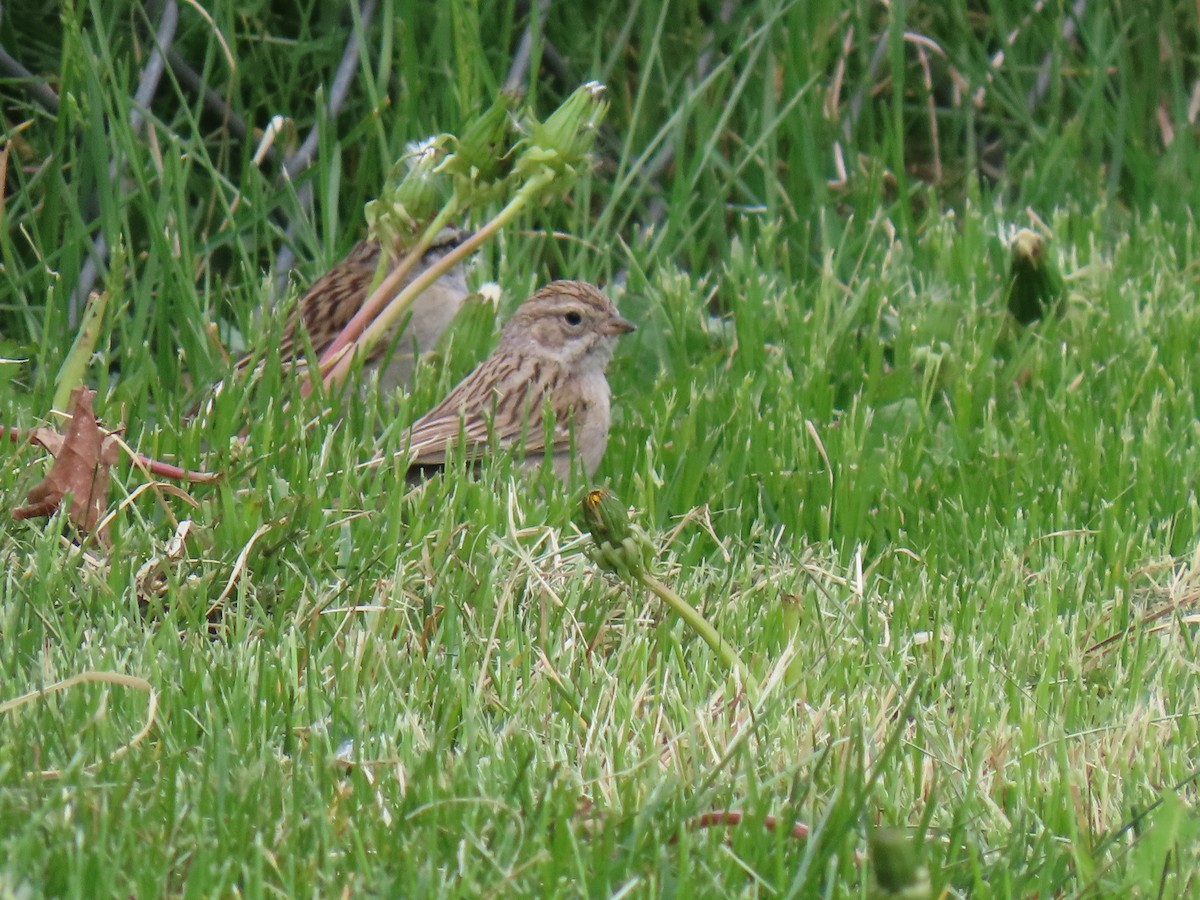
{"left": 207, "top": 521, "right": 274, "bottom": 619}
{"left": 0, "top": 671, "right": 159, "bottom": 780}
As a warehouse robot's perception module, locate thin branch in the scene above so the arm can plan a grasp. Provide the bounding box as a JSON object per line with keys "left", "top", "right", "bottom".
{"left": 270, "top": 182, "right": 313, "bottom": 297}
{"left": 271, "top": 0, "right": 378, "bottom": 293}
{"left": 842, "top": 28, "right": 891, "bottom": 141}
{"left": 642, "top": 0, "right": 737, "bottom": 228}
{"left": 69, "top": 0, "right": 179, "bottom": 326}
{"left": 281, "top": 0, "right": 378, "bottom": 181}
{"left": 0, "top": 45, "right": 60, "bottom": 114}
{"left": 1029, "top": 0, "right": 1087, "bottom": 112}
{"left": 972, "top": 0, "right": 1086, "bottom": 113}
{"left": 504, "top": 0, "right": 552, "bottom": 92}
{"left": 165, "top": 47, "right": 276, "bottom": 164}
{"left": 128, "top": 2, "right": 176, "bottom": 134}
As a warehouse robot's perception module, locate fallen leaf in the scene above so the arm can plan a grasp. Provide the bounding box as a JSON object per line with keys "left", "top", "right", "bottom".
{"left": 29, "top": 426, "right": 65, "bottom": 457}
{"left": 13, "top": 387, "right": 120, "bottom": 540}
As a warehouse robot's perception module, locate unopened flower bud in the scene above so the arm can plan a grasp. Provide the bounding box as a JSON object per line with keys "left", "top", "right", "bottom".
{"left": 1006, "top": 228, "right": 1064, "bottom": 325}
{"left": 438, "top": 91, "right": 521, "bottom": 202}
{"left": 869, "top": 828, "right": 932, "bottom": 899}
{"left": 365, "top": 136, "right": 450, "bottom": 252}
{"left": 516, "top": 82, "right": 608, "bottom": 182}
{"left": 579, "top": 487, "right": 653, "bottom": 579}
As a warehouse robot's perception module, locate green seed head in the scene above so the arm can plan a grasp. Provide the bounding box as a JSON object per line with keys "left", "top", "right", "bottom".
{"left": 438, "top": 91, "right": 522, "bottom": 203}
{"left": 365, "top": 137, "right": 450, "bottom": 252}
{"left": 516, "top": 82, "right": 608, "bottom": 182}
{"left": 579, "top": 487, "right": 654, "bottom": 579}
{"left": 581, "top": 487, "right": 631, "bottom": 543}
{"left": 869, "top": 828, "right": 932, "bottom": 899}
{"left": 1006, "top": 228, "right": 1064, "bottom": 325}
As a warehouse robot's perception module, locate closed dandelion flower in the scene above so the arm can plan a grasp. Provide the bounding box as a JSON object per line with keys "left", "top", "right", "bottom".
{"left": 1006, "top": 228, "right": 1064, "bottom": 325}
{"left": 438, "top": 92, "right": 521, "bottom": 203}
{"left": 577, "top": 487, "right": 760, "bottom": 701}
{"left": 516, "top": 81, "right": 608, "bottom": 183}
{"left": 365, "top": 137, "right": 449, "bottom": 253}
{"left": 869, "top": 828, "right": 932, "bottom": 900}
{"left": 579, "top": 487, "right": 654, "bottom": 579}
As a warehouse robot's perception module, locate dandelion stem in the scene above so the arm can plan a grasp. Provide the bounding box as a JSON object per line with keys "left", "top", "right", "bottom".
{"left": 318, "top": 170, "right": 556, "bottom": 391}
{"left": 638, "top": 571, "right": 761, "bottom": 703}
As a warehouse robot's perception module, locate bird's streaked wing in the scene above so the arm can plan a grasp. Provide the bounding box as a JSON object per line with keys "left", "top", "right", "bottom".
{"left": 403, "top": 354, "right": 574, "bottom": 466}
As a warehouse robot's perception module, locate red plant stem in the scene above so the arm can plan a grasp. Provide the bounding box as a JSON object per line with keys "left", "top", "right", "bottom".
{"left": 5, "top": 422, "right": 218, "bottom": 483}
{"left": 312, "top": 204, "right": 459, "bottom": 373}
{"left": 675, "top": 810, "right": 866, "bottom": 866}
{"left": 133, "top": 453, "right": 221, "bottom": 484}
{"left": 679, "top": 810, "right": 812, "bottom": 842}
{"left": 313, "top": 170, "right": 556, "bottom": 394}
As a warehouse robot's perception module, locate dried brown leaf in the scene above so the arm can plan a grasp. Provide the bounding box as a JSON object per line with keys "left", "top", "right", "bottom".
{"left": 13, "top": 387, "right": 120, "bottom": 540}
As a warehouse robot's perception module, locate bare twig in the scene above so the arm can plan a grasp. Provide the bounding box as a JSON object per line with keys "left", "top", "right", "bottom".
{"left": 1029, "top": 0, "right": 1087, "bottom": 112}
{"left": 128, "top": 451, "right": 221, "bottom": 484}
{"left": 505, "top": 0, "right": 571, "bottom": 88}
{"left": 5, "top": 417, "right": 219, "bottom": 484}
{"left": 504, "top": 0, "right": 552, "bottom": 92}
{"left": 0, "top": 45, "right": 60, "bottom": 113}
{"left": 973, "top": 0, "right": 1088, "bottom": 113}
{"left": 842, "top": 28, "right": 890, "bottom": 141}
{"left": 915, "top": 43, "right": 942, "bottom": 184}
{"left": 165, "top": 48, "right": 275, "bottom": 163}
{"left": 271, "top": 0, "right": 378, "bottom": 292}
{"left": 281, "top": 0, "right": 378, "bottom": 181}
{"left": 128, "top": 4, "right": 177, "bottom": 133}
{"left": 641, "top": 0, "right": 737, "bottom": 228}
{"left": 678, "top": 810, "right": 812, "bottom": 842}
{"left": 69, "top": 0, "right": 180, "bottom": 326}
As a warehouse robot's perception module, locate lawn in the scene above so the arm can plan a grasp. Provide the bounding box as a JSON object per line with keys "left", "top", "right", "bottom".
{"left": 4, "top": 1, "right": 1200, "bottom": 896}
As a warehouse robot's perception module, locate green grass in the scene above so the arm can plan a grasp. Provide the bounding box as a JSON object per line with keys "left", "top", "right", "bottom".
{"left": 5, "top": 0, "right": 1200, "bottom": 895}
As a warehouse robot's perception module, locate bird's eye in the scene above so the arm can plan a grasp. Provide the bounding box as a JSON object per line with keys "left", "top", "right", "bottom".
{"left": 564, "top": 310, "right": 584, "bottom": 327}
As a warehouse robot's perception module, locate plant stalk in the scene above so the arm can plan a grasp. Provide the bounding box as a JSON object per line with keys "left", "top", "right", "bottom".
{"left": 312, "top": 201, "right": 461, "bottom": 375}
{"left": 318, "top": 170, "right": 556, "bottom": 390}
{"left": 638, "top": 571, "right": 761, "bottom": 703}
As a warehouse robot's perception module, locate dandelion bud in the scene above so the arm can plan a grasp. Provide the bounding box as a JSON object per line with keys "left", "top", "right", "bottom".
{"left": 869, "top": 828, "right": 932, "bottom": 899}
{"left": 579, "top": 487, "right": 653, "bottom": 579}
{"left": 1006, "top": 228, "right": 1064, "bottom": 325}
{"left": 516, "top": 82, "right": 608, "bottom": 182}
{"left": 365, "top": 136, "right": 449, "bottom": 253}
{"left": 438, "top": 91, "right": 521, "bottom": 203}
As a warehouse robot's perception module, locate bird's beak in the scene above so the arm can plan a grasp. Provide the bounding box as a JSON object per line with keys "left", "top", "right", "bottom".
{"left": 602, "top": 316, "right": 637, "bottom": 336}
